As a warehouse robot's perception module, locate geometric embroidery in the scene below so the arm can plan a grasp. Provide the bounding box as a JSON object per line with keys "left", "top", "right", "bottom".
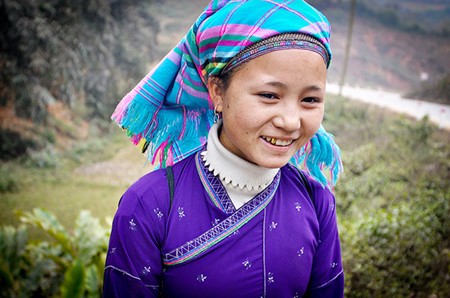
{"left": 196, "top": 152, "right": 236, "bottom": 214}
{"left": 163, "top": 153, "right": 280, "bottom": 266}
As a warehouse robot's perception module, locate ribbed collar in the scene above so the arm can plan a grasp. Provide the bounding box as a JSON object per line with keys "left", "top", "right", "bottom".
{"left": 201, "top": 122, "right": 279, "bottom": 192}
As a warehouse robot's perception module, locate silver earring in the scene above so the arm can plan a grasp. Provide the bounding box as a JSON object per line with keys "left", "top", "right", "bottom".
{"left": 213, "top": 106, "right": 221, "bottom": 123}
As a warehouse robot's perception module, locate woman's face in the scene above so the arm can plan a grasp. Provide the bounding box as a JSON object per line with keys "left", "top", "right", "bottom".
{"left": 208, "top": 49, "right": 327, "bottom": 168}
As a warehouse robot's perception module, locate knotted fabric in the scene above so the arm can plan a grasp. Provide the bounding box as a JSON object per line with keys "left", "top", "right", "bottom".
{"left": 111, "top": 0, "right": 342, "bottom": 187}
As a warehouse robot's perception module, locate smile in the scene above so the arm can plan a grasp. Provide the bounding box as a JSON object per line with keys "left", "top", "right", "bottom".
{"left": 261, "top": 136, "right": 294, "bottom": 147}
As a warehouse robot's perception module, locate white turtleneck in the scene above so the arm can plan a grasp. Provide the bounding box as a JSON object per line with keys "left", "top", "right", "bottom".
{"left": 201, "top": 122, "right": 279, "bottom": 209}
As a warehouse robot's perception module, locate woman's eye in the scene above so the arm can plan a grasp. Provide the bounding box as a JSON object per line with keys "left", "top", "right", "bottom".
{"left": 259, "top": 93, "right": 278, "bottom": 100}
{"left": 302, "top": 97, "right": 321, "bottom": 103}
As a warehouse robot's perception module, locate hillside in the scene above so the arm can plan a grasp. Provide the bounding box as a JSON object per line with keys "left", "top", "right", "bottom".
{"left": 310, "top": 0, "right": 450, "bottom": 96}
{"left": 0, "top": 0, "right": 160, "bottom": 160}
{"left": 1, "top": 0, "right": 449, "bottom": 161}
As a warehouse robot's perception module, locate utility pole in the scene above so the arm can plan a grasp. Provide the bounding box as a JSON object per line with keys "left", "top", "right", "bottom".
{"left": 339, "top": 0, "right": 357, "bottom": 96}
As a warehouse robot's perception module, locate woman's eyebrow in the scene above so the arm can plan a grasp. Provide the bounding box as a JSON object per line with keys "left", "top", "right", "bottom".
{"left": 264, "top": 81, "right": 286, "bottom": 88}
{"left": 264, "top": 81, "right": 324, "bottom": 92}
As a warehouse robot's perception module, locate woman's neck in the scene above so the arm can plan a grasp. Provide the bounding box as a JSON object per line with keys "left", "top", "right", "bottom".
{"left": 202, "top": 122, "right": 279, "bottom": 208}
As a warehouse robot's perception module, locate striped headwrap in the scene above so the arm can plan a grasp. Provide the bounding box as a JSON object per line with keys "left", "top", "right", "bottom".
{"left": 112, "top": 0, "right": 342, "bottom": 188}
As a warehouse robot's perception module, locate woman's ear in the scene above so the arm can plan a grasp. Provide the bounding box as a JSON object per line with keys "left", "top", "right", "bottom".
{"left": 207, "top": 76, "right": 224, "bottom": 112}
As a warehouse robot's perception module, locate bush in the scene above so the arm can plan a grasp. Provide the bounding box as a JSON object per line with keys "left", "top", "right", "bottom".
{"left": 0, "top": 166, "right": 19, "bottom": 193}
{"left": 327, "top": 96, "right": 450, "bottom": 296}
{"left": 25, "top": 145, "right": 59, "bottom": 169}
{"left": 0, "top": 209, "right": 110, "bottom": 298}
{"left": 405, "top": 74, "right": 450, "bottom": 105}
{"left": 341, "top": 191, "right": 450, "bottom": 298}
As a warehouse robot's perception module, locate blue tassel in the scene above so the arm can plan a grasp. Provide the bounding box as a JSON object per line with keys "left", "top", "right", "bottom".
{"left": 290, "top": 125, "right": 343, "bottom": 188}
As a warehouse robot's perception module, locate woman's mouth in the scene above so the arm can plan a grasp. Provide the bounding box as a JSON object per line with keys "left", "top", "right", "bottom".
{"left": 261, "top": 136, "right": 294, "bottom": 147}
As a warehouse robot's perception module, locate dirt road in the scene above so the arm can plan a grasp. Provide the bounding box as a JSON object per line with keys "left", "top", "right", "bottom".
{"left": 328, "top": 83, "right": 450, "bottom": 130}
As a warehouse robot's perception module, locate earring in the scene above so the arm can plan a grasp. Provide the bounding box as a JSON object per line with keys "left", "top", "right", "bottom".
{"left": 213, "top": 106, "right": 221, "bottom": 123}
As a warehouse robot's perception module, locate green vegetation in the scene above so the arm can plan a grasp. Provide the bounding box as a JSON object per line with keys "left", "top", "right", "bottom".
{"left": 0, "top": 130, "right": 146, "bottom": 229}
{"left": 325, "top": 95, "right": 450, "bottom": 297}
{"left": 406, "top": 74, "right": 450, "bottom": 105}
{"left": 0, "top": 209, "right": 110, "bottom": 297}
{"left": 0, "top": 0, "right": 160, "bottom": 160}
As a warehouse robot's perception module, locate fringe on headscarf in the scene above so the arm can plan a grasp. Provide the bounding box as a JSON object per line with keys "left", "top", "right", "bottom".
{"left": 291, "top": 125, "right": 343, "bottom": 189}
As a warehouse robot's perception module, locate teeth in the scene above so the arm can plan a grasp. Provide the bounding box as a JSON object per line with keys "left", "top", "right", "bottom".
{"left": 262, "top": 136, "right": 293, "bottom": 147}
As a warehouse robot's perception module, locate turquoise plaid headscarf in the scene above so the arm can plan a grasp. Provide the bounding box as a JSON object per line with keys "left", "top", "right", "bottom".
{"left": 112, "top": 0, "right": 342, "bottom": 187}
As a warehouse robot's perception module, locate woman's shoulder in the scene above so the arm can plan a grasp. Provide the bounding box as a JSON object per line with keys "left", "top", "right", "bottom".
{"left": 119, "top": 153, "right": 198, "bottom": 208}
{"left": 282, "top": 164, "right": 335, "bottom": 209}
{"left": 282, "top": 163, "right": 326, "bottom": 189}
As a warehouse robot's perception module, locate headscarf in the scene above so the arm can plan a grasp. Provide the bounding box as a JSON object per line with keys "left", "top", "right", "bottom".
{"left": 112, "top": 0, "right": 342, "bottom": 188}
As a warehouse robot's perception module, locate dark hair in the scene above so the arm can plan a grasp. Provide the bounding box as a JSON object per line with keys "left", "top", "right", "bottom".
{"left": 214, "top": 63, "right": 245, "bottom": 91}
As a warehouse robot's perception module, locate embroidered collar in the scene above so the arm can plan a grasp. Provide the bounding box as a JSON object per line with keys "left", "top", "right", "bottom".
{"left": 202, "top": 122, "right": 279, "bottom": 192}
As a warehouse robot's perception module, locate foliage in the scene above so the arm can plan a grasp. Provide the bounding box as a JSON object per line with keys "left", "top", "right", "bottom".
{"left": 25, "top": 145, "right": 60, "bottom": 169}
{"left": 0, "top": 209, "right": 110, "bottom": 298}
{"left": 324, "top": 96, "right": 450, "bottom": 297}
{"left": 341, "top": 193, "right": 450, "bottom": 298}
{"left": 0, "top": 0, "right": 159, "bottom": 159}
{"left": 405, "top": 74, "right": 450, "bottom": 105}
{"left": 0, "top": 165, "right": 19, "bottom": 193}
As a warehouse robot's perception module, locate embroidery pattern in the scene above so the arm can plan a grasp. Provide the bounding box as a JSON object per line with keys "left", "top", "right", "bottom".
{"left": 197, "top": 274, "right": 207, "bottom": 282}
{"left": 163, "top": 153, "right": 280, "bottom": 266}
{"left": 242, "top": 258, "right": 252, "bottom": 270}
{"left": 269, "top": 221, "right": 278, "bottom": 231}
{"left": 154, "top": 208, "right": 163, "bottom": 220}
{"left": 141, "top": 266, "right": 151, "bottom": 275}
{"left": 267, "top": 272, "right": 275, "bottom": 284}
{"left": 129, "top": 219, "right": 137, "bottom": 231}
{"left": 177, "top": 207, "right": 185, "bottom": 219}
{"left": 212, "top": 218, "right": 221, "bottom": 226}
{"left": 196, "top": 152, "right": 235, "bottom": 214}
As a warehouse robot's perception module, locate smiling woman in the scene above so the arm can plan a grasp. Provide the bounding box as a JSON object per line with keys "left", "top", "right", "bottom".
{"left": 104, "top": 1, "right": 344, "bottom": 297}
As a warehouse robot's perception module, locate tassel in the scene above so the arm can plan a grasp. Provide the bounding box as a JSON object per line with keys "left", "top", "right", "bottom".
{"left": 291, "top": 125, "right": 343, "bottom": 188}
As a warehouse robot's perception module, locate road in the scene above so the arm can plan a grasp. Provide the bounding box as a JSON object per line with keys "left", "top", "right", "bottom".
{"left": 327, "top": 83, "right": 450, "bottom": 131}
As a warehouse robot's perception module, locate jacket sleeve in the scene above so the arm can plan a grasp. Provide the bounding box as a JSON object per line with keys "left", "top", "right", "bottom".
{"left": 103, "top": 172, "right": 169, "bottom": 297}
{"left": 305, "top": 184, "right": 344, "bottom": 298}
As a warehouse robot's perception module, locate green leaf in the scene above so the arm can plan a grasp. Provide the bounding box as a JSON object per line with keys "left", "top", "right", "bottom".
{"left": 17, "top": 208, "right": 75, "bottom": 256}
{"left": 60, "top": 259, "right": 85, "bottom": 298}
{"left": 0, "top": 258, "right": 14, "bottom": 288}
{"left": 73, "top": 210, "right": 109, "bottom": 265}
{"left": 85, "top": 264, "right": 100, "bottom": 298}
{"left": 0, "top": 225, "right": 28, "bottom": 284}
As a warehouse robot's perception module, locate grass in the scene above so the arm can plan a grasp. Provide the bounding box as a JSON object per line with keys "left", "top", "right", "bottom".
{"left": 0, "top": 129, "right": 152, "bottom": 232}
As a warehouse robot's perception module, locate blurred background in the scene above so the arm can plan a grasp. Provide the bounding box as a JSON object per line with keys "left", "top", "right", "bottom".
{"left": 0, "top": 0, "right": 449, "bottom": 297}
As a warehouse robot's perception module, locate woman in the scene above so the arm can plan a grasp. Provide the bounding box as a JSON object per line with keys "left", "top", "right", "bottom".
{"left": 104, "top": 0, "right": 344, "bottom": 297}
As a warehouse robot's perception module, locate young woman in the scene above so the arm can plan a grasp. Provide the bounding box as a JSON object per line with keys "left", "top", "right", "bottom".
{"left": 104, "top": 1, "right": 344, "bottom": 297}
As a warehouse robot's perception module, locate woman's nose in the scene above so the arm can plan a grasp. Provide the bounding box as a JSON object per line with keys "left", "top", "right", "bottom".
{"left": 272, "top": 105, "right": 301, "bottom": 132}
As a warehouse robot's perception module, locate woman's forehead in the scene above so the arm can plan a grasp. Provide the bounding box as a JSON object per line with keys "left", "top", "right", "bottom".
{"left": 227, "top": 50, "right": 327, "bottom": 92}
